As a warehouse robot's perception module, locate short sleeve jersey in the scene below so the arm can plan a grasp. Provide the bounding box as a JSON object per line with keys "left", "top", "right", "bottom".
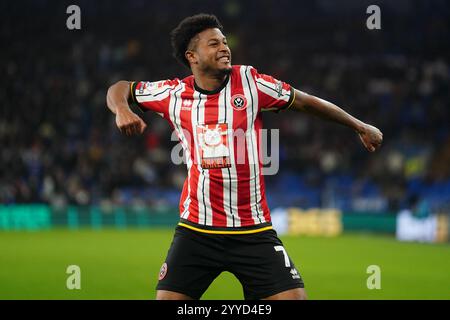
{"left": 130, "top": 65, "right": 295, "bottom": 232}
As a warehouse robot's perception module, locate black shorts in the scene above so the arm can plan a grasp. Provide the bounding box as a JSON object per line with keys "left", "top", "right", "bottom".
{"left": 156, "top": 225, "right": 304, "bottom": 300}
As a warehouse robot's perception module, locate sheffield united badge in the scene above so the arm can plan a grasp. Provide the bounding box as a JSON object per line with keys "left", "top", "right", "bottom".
{"left": 231, "top": 94, "right": 248, "bottom": 110}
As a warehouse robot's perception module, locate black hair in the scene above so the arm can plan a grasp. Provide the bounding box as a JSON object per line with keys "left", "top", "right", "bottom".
{"left": 170, "top": 13, "right": 223, "bottom": 68}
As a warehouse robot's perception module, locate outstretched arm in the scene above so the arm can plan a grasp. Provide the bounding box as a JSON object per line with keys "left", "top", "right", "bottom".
{"left": 106, "top": 80, "right": 147, "bottom": 136}
{"left": 290, "top": 89, "right": 383, "bottom": 152}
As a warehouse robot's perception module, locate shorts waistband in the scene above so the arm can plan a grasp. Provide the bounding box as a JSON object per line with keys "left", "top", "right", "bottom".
{"left": 178, "top": 220, "right": 273, "bottom": 235}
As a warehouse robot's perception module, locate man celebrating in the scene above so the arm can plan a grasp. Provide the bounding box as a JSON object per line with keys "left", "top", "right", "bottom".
{"left": 106, "top": 14, "right": 382, "bottom": 300}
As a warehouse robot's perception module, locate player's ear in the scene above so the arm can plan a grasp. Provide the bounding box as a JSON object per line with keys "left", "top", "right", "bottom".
{"left": 185, "top": 50, "right": 197, "bottom": 65}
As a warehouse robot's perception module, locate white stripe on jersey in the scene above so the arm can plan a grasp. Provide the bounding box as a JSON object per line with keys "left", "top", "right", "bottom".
{"left": 200, "top": 97, "right": 213, "bottom": 226}
{"left": 241, "top": 66, "right": 265, "bottom": 224}
{"left": 255, "top": 78, "right": 290, "bottom": 102}
{"left": 192, "top": 92, "right": 213, "bottom": 226}
{"left": 181, "top": 190, "right": 190, "bottom": 219}
{"left": 219, "top": 81, "right": 241, "bottom": 227}
{"left": 191, "top": 92, "right": 202, "bottom": 223}
{"left": 203, "top": 170, "right": 213, "bottom": 226}
{"left": 168, "top": 83, "right": 192, "bottom": 220}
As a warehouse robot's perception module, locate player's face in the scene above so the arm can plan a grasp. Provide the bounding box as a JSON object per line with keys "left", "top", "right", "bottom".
{"left": 188, "top": 28, "right": 232, "bottom": 76}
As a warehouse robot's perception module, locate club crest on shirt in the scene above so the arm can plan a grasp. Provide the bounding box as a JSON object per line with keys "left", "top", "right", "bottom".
{"left": 159, "top": 262, "right": 168, "bottom": 280}
{"left": 231, "top": 94, "right": 248, "bottom": 110}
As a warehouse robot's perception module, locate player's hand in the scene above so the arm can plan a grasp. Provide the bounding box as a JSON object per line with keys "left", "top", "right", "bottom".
{"left": 115, "top": 108, "right": 147, "bottom": 136}
{"left": 357, "top": 123, "right": 383, "bottom": 152}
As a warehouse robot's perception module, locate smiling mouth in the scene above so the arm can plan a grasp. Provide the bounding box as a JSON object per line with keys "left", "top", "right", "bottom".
{"left": 217, "top": 56, "right": 230, "bottom": 63}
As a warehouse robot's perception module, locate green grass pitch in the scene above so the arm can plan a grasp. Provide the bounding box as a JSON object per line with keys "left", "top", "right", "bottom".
{"left": 0, "top": 228, "right": 449, "bottom": 300}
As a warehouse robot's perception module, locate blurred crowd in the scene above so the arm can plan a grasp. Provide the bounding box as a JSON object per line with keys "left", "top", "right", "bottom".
{"left": 1, "top": 0, "right": 449, "bottom": 213}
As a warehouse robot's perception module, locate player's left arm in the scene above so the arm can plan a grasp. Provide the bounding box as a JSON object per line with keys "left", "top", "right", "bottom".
{"left": 290, "top": 89, "right": 383, "bottom": 152}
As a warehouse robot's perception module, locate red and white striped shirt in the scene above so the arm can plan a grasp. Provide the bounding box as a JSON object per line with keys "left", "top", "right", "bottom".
{"left": 131, "top": 65, "right": 295, "bottom": 233}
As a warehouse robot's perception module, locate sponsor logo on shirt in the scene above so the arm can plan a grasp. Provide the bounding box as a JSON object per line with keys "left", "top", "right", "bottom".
{"left": 181, "top": 99, "right": 193, "bottom": 111}
{"left": 196, "top": 123, "right": 231, "bottom": 169}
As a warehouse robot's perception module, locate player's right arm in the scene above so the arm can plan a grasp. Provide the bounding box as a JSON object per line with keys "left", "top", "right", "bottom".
{"left": 106, "top": 80, "right": 147, "bottom": 136}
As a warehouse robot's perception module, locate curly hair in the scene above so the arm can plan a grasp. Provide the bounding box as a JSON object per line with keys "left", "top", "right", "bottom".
{"left": 170, "top": 13, "right": 224, "bottom": 68}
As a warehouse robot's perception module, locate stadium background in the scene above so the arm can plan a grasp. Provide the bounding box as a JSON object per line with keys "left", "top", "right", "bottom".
{"left": 1, "top": 0, "right": 449, "bottom": 299}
